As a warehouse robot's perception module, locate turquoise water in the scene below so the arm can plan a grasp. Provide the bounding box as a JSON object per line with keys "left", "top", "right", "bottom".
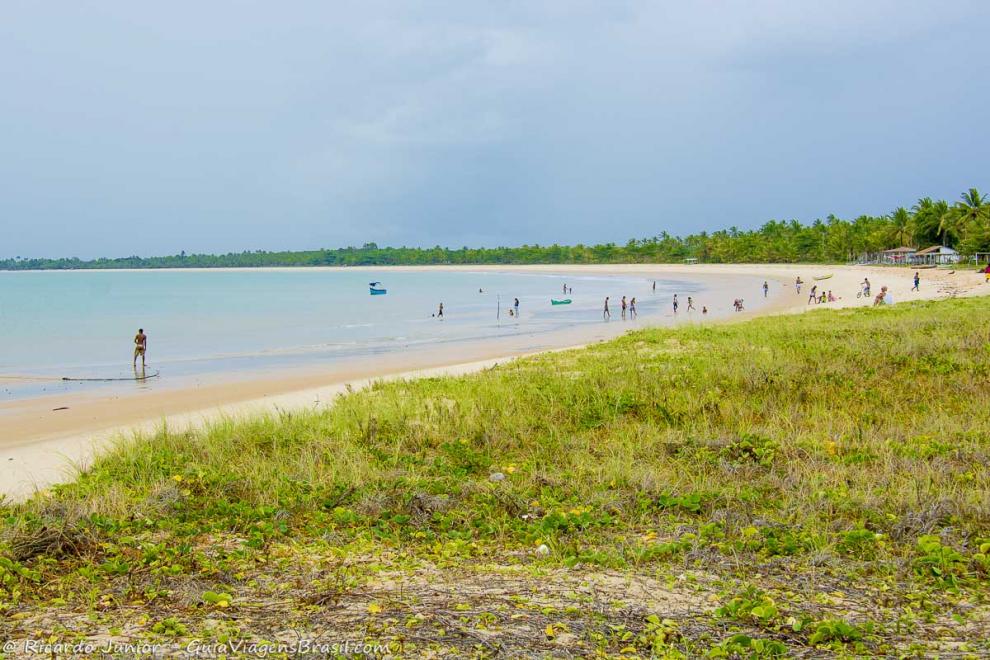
{"left": 0, "top": 268, "right": 753, "bottom": 400}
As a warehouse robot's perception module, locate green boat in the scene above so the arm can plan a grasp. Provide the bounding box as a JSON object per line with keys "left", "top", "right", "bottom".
{"left": 551, "top": 298, "right": 572, "bottom": 305}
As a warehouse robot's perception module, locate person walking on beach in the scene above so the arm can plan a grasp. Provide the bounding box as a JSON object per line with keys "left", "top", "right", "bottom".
{"left": 808, "top": 285, "right": 817, "bottom": 305}
{"left": 437, "top": 302, "right": 444, "bottom": 318}
{"left": 514, "top": 297, "right": 520, "bottom": 318}
{"left": 795, "top": 277, "right": 803, "bottom": 294}
{"left": 629, "top": 297, "right": 637, "bottom": 319}
{"left": 672, "top": 294, "right": 679, "bottom": 313}
{"left": 862, "top": 278, "right": 871, "bottom": 297}
{"left": 133, "top": 328, "right": 147, "bottom": 368}
{"left": 603, "top": 296, "right": 610, "bottom": 320}
{"left": 687, "top": 296, "right": 695, "bottom": 312}
{"left": 620, "top": 296, "right": 628, "bottom": 320}
{"left": 763, "top": 281, "right": 769, "bottom": 298}
{"left": 912, "top": 272, "right": 920, "bottom": 291}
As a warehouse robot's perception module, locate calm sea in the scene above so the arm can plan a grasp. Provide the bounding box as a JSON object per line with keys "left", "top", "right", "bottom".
{"left": 0, "top": 268, "right": 759, "bottom": 400}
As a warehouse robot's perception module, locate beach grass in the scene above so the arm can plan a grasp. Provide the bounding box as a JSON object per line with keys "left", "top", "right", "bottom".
{"left": 2, "top": 297, "right": 989, "bottom": 656}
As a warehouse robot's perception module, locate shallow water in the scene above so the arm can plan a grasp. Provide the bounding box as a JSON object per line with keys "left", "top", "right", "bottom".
{"left": 0, "top": 268, "right": 764, "bottom": 400}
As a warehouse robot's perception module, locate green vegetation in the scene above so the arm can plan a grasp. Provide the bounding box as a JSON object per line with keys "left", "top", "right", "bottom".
{"left": 3, "top": 188, "right": 988, "bottom": 269}
{"left": 2, "top": 297, "right": 990, "bottom": 655}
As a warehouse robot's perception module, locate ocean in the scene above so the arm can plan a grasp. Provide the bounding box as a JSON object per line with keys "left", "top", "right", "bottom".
{"left": 0, "top": 268, "right": 762, "bottom": 400}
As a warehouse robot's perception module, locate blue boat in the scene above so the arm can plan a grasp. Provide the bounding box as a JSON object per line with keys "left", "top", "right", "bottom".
{"left": 370, "top": 286, "right": 387, "bottom": 295}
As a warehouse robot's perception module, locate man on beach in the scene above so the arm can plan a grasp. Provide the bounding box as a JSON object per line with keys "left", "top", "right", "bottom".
{"left": 133, "top": 328, "right": 147, "bottom": 367}
{"left": 672, "top": 294, "right": 678, "bottom": 313}
{"left": 437, "top": 302, "right": 444, "bottom": 318}
{"left": 621, "top": 296, "right": 627, "bottom": 320}
{"left": 912, "top": 272, "right": 920, "bottom": 291}
{"left": 763, "top": 281, "right": 769, "bottom": 297}
{"left": 603, "top": 297, "right": 610, "bottom": 320}
{"left": 514, "top": 297, "right": 520, "bottom": 318}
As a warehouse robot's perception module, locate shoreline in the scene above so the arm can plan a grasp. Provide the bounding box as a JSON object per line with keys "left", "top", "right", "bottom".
{"left": 2, "top": 263, "right": 986, "bottom": 501}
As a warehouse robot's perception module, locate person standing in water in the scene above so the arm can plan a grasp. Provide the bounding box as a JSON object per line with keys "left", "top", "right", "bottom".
{"left": 672, "top": 294, "right": 679, "bottom": 313}
{"left": 133, "top": 328, "right": 147, "bottom": 368}
{"left": 763, "top": 281, "right": 769, "bottom": 297}
{"left": 563, "top": 283, "right": 567, "bottom": 295}
{"left": 620, "top": 296, "right": 627, "bottom": 320}
{"left": 652, "top": 281, "right": 656, "bottom": 293}
{"left": 513, "top": 297, "right": 520, "bottom": 318}
{"left": 603, "top": 296, "right": 610, "bottom": 320}
{"left": 629, "top": 297, "right": 637, "bottom": 318}
{"left": 437, "top": 302, "right": 444, "bottom": 318}
{"left": 687, "top": 297, "right": 695, "bottom": 312}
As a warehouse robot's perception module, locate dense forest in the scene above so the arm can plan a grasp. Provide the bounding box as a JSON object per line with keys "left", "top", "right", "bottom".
{"left": 3, "top": 188, "right": 988, "bottom": 270}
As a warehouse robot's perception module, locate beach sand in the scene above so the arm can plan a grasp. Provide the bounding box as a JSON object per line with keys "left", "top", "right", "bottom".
{"left": 2, "top": 263, "right": 986, "bottom": 501}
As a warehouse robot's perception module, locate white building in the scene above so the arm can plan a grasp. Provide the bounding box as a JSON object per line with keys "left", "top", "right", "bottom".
{"left": 910, "top": 245, "right": 959, "bottom": 265}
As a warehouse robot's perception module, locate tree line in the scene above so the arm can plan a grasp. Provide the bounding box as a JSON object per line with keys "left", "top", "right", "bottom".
{"left": 3, "top": 188, "right": 987, "bottom": 270}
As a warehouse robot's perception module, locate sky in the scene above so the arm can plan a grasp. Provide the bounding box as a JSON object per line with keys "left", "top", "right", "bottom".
{"left": 1, "top": 1, "right": 988, "bottom": 259}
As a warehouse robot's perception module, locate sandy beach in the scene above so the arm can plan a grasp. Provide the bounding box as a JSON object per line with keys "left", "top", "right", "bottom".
{"left": 2, "top": 263, "right": 986, "bottom": 501}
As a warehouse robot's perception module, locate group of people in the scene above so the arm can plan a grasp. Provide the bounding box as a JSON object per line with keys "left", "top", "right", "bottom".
{"left": 796, "top": 271, "right": 921, "bottom": 308}
{"left": 671, "top": 293, "right": 703, "bottom": 313}
{"left": 602, "top": 295, "right": 638, "bottom": 320}
{"left": 805, "top": 284, "right": 841, "bottom": 304}
{"left": 603, "top": 290, "right": 712, "bottom": 320}
{"left": 604, "top": 292, "right": 711, "bottom": 320}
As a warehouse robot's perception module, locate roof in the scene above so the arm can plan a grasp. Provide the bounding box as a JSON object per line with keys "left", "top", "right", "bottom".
{"left": 882, "top": 247, "right": 916, "bottom": 253}
{"left": 915, "top": 245, "right": 958, "bottom": 255}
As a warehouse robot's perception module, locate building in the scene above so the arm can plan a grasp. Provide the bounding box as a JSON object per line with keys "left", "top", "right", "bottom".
{"left": 910, "top": 245, "right": 960, "bottom": 265}
{"left": 879, "top": 247, "right": 916, "bottom": 264}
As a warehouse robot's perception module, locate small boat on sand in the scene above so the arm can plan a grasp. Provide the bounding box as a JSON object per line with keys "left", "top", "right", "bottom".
{"left": 813, "top": 274, "right": 833, "bottom": 281}
{"left": 551, "top": 298, "right": 572, "bottom": 305}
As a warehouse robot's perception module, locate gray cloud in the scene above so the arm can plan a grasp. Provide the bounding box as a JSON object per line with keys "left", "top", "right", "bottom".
{"left": 1, "top": 1, "right": 987, "bottom": 257}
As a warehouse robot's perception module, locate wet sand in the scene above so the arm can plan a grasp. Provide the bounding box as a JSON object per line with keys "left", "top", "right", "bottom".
{"left": 2, "top": 263, "right": 986, "bottom": 501}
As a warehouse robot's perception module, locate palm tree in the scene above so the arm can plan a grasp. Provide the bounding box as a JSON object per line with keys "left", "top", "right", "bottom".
{"left": 953, "top": 187, "right": 990, "bottom": 227}
{"left": 887, "top": 207, "right": 913, "bottom": 247}
{"left": 941, "top": 188, "right": 989, "bottom": 248}
{"left": 912, "top": 197, "right": 952, "bottom": 246}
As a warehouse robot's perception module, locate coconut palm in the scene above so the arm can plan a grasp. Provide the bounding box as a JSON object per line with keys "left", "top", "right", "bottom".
{"left": 954, "top": 188, "right": 990, "bottom": 227}
{"left": 887, "top": 207, "right": 913, "bottom": 247}
{"left": 913, "top": 197, "right": 952, "bottom": 246}
{"left": 941, "top": 188, "right": 989, "bottom": 248}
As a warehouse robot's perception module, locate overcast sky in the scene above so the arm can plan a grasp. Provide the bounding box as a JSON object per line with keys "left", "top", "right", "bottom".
{"left": 1, "top": 1, "right": 988, "bottom": 258}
